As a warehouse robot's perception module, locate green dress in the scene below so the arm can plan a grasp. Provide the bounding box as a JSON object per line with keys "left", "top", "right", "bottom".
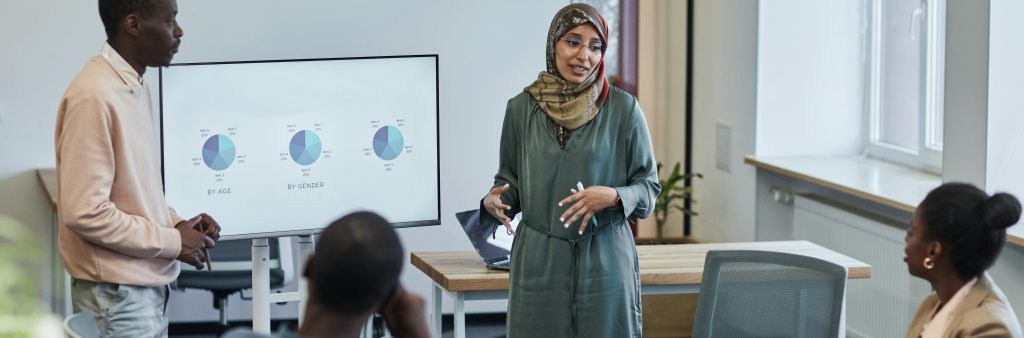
{"left": 481, "top": 86, "right": 661, "bottom": 338}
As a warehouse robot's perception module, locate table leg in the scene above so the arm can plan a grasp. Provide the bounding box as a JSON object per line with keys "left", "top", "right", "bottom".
{"left": 251, "top": 239, "right": 271, "bottom": 333}
{"left": 454, "top": 292, "right": 465, "bottom": 338}
{"left": 433, "top": 283, "right": 443, "bottom": 338}
{"left": 839, "top": 288, "right": 847, "bottom": 335}
{"left": 365, "top": 319, "right": 374, "bottom": 338}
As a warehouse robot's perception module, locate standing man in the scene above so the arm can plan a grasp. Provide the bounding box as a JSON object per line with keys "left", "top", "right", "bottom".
{"left": 55, "top": 0, "right": 220, "bottom": 336}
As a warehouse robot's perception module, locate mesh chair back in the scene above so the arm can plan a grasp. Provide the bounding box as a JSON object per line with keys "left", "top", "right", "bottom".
{"left": 692, "top": 250, "right": 847, "bottom": 338}
{"left": 211, "top": 238, "right": 281, "bottom": 261}
{"left": 175, "top": 238, "right": 286, "bottom": 291}
{"left": 173, "top": 238, "right": 288, "bottom": 327}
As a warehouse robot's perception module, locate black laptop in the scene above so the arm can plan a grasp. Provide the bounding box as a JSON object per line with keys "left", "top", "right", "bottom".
{"left": 455, "top": 209, "right": 512, "bottom": 271}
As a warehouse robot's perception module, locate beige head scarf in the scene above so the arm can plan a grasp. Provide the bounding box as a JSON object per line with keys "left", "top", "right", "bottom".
{"left": 524, "top": 3, "right": 609, "bottom": 131}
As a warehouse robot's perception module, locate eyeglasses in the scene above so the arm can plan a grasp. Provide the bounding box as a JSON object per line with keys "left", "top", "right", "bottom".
{"left": 560, "top": 37, "right": 605, "bottom": 54}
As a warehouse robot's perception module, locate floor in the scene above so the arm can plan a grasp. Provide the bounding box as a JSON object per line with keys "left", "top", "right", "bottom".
{"left": 169, "top": 314, "right": 507, "bottom": 338}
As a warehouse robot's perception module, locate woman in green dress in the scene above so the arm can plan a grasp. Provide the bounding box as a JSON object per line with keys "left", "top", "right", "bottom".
{"left": 480, "top": 3, "right": 660, "bottom": 337}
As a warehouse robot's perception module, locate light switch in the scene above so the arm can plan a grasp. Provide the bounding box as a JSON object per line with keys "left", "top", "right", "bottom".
{"left": 715, "top": 122, "right": 732, "bottom": 173}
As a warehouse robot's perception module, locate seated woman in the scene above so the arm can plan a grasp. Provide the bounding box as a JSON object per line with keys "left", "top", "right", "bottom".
{"left": 904, "top": 182, "right": 1023, "bottom": 338}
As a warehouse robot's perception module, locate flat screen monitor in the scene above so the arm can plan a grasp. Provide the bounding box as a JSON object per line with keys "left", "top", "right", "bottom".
{"left": 160, "top": 55, "right": 440, "bottom": 240}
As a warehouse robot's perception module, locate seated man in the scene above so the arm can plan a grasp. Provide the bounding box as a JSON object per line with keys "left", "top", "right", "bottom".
{"left": 225, "top": 211, "right": 429, "bottom": 338}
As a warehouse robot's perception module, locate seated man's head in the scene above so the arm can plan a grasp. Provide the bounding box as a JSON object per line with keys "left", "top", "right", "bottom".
{"left": 305, "top": 211, "right": 404, "bottom": 316}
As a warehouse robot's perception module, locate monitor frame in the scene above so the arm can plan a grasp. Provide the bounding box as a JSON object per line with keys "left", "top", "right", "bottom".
{"left": 158, "top": 54, "right": 441, "bottom": 240}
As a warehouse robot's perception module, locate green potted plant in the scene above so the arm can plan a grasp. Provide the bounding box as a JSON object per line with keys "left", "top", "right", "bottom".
{"left": 653, "top": 162, "right": 701, "bottom": 243}
{"left": 0, "top": 215, "right": 59, "bottom": 336}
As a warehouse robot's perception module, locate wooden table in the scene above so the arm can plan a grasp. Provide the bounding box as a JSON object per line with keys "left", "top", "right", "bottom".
{"left": 412, "top": 240, "right": 870, "bottom": 338}
{"left": 38, "top": 168, "right": 58, "bottom": 208}
{"left": 36, "top": 168, "right": 74, "bottom": 317}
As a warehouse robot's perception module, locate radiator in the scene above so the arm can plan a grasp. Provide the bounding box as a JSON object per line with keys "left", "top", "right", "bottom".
{"left": 793, "top": 196, "right": 931, "bottom": 338}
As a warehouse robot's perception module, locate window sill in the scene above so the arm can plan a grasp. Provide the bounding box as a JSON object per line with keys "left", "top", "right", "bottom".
{"left": 745, "top": 155, "right": 1024, "bottom": 248}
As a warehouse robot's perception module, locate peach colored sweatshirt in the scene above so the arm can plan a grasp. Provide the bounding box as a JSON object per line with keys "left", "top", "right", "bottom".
{"left": 55, "top": 44, "right": 184, "bottom": 287}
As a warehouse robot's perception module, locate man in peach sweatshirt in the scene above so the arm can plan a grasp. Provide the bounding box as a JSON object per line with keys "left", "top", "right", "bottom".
{"left": 54, "top": 0, "right": 220, "bottom": 336}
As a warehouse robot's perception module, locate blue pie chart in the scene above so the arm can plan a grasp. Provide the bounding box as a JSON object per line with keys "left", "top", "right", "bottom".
{"left": 202, "top": 134, "right": 235, "bottom": 171}
{"left": 290, "top": 130, "right": 322, "bottom": 166}
{"left": 373, "top": 126, "right": 404, "bottom": 161}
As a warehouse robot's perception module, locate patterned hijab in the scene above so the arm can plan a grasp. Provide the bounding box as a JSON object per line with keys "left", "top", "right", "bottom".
{"left": 524, "top": 3, "right": 610, "bottom": 131}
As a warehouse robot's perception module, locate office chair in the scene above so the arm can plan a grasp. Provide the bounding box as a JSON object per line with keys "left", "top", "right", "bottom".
{"left": 692, "top": 250, "right": 847, "bottom": 338}
{"left": 174, "top": 238, "right": 292, "bottom": 330}
{"left": 63, "top": 311, "right": 100, "bottom": 338}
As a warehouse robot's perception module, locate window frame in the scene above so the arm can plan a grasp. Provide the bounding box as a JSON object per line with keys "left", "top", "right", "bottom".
{"left": 865, "top": 0, "right": 945, "bottom": 173}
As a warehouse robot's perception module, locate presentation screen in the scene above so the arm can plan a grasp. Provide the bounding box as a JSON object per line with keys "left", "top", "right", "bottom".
{"left": 160, "top": 55, "right": 440, "bottom": 240}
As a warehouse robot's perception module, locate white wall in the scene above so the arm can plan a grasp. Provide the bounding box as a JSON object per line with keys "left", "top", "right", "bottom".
{"left": 985, "top": 0, "right": 1024, "bottom": 316}
{"left": 690, "top": 0, "right": 759, "bottom": 243}
{"left": 941, "top": 0, "right": 989, "bottom": 187}
{"left": 0, "top": 0, "right": 565, "bottom": 321}
{"left": 755, "top": 0, "right": 865, "bottom": 157}
{"left": 750, "top": 0, "right": 867, "bottom": 251}
{"left": 987, "top": 0, "right": 1024, "bottom": 240}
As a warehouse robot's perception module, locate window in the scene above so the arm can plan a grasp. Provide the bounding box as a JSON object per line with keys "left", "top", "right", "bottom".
{"left": 866, "top": 0, "right": 945, "bottom": 172}
{"left": 574, "top": 0, "right": 638, "bottom": 95}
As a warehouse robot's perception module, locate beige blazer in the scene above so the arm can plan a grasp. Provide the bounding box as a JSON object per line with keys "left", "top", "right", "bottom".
{"left": 905, "top": 273, "right": 1023, "bottom": 338}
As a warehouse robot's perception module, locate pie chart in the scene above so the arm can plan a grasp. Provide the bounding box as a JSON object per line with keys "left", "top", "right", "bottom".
{"left": 290, "top": 130, "right": 322, "bottom": 166}
{"left": 202, "top": 134, "right": 235, "bottom": 171}
{"left": 373, "top": 126, "right": 404, "bottom": 161}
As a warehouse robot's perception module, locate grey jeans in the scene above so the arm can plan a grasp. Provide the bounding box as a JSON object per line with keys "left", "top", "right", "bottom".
{"left": 71, "top": 279, "right": 170, "bottom": 338}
